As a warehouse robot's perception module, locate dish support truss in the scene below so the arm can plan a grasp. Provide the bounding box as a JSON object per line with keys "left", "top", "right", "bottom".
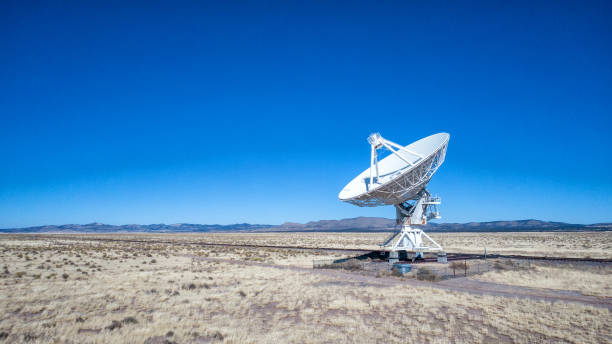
{"left": 345, "top": 133, "right": 448, "bottom": 207}
{"left": 381, "top": 189, "right": 443, "bottom": 258}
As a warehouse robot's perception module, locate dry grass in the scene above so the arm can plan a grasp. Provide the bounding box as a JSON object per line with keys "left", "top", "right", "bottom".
{"left": 474, "top": 261, "right": 612, "bottom": 297}
{"left": 432, "top": 231, "right": 612, "bottom": 259}
{"left": 39, "top": 231, "right": 612, "bottom": 259}
{"left": 0, "top": 234, "right": 610, "bottom": 343}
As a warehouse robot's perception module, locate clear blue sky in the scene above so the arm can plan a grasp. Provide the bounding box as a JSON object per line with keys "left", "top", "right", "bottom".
{"left": 1, "top": 1, "right": 611, "bottom": 228}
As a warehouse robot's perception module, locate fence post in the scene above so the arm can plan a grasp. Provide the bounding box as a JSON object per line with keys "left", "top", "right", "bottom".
{"left": 464, "top": 260, "right": 467, "bottom": 277}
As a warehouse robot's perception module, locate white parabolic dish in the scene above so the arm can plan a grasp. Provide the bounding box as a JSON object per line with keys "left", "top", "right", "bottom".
{"left": 339, "top": 133, "right": 449, "bottom": 207}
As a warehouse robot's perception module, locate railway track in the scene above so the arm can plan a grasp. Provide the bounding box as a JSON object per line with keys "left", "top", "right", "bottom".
{"left": 15, "top": 234, "right": 612, "bottom": 264}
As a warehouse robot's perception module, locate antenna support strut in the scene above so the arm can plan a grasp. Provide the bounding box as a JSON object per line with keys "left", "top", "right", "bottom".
{"left": 381, "top": 189, "right": 443, "bottom": 259}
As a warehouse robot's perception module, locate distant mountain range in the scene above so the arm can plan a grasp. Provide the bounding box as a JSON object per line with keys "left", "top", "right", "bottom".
{"left": 1, "top": 218, "right": 610, "bottom": 233}
{"left": 271, "top": 218, "right": 611, "bottom": 232}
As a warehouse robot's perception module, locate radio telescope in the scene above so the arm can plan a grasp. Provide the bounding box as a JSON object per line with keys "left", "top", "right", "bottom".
{"left": 339, "top": 132, "right": 449, "bottom": 260}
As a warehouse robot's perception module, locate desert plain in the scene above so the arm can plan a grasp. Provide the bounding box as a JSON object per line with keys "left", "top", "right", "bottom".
{"left": 0, "top": 231, "right": 610, "bottom": 343}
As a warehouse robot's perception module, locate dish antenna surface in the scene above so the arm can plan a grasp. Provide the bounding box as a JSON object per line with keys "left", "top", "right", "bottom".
{"left": 339, "top": 132, "right": 449, "bottom": 260}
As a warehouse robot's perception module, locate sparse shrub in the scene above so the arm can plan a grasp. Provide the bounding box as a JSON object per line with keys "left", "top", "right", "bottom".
{"left": 391, "top": 266, "right": 403, "bottom": 277}
{"left": 23, "top": 333, "right": 37, "bottom": 341}
{"left": 42, "top": 322, "right": 55, "bottom": 328}
{"left": 493, "top": 261, "right": 506, "bottom": 271}
{"left": 121, "top": 316, "right": 138, "bottom": 325}
{"left": 239, "top": 290, "right": 246, "bottom": 297}
{"left": 182, "top": 283, "right": 196, "bottom": 290}
{"left": 150, "top": 259, "right": 156, "bottom": 264}
{"left": 342, "top": 259, "right": 363, "bottom": 270}
{"left": 0, "top": 331, "right": 8, "bottom": 340}
{"left": 144, "top": 335, "right": 176, "bottom": 344}
{"left": 15, "top": 271, "right": 26, "bottom": 278}
{"left": 416, "top": 267, "right": 439, "bottom": 281}
{"left": 75, "top": 316, "right": 86, "bottom": 323}
{"left": 62, "top": 273, "right": 69, "bottom": 280}
{"left": 449, "top": 261, "right": 464, "bottom": 276}
{"left": 105, "top": 320, "right": 122, "bottom": 331}
{"left": 212, "top": 331, "right": 224, "bottom": 340}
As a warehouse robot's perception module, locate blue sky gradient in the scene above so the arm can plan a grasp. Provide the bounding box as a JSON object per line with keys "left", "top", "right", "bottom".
{"left": 1, "top": 1, "right": 611, "bottom": 227}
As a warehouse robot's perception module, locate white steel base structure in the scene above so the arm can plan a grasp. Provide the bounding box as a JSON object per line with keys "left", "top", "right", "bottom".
{"left": 385, "top": 227, "right": 443, "bottom": 259}
{"left": 381, "top": 189, "right": 444, "bottom": 259}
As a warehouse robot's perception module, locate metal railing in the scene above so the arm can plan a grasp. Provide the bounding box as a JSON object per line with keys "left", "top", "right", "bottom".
{"left": 313, "top": 258, "right": 536, "bottom": 281}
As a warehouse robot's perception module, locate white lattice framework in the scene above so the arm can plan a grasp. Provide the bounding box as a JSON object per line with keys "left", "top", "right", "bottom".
{"left": 343, "top": 134, "right": 448, "bottom": 207}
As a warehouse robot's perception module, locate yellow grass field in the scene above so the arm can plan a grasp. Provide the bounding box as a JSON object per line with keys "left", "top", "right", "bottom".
{"left": 1, "top": 233, "right": 610, "bottom": 343}
{"left": 37, "top": 231, "right": 612, "bottom": 258}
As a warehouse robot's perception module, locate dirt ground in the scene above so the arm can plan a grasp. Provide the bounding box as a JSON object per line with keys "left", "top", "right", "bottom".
{"left": 0, "top": 234, "right": 610, "bottom": 344}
